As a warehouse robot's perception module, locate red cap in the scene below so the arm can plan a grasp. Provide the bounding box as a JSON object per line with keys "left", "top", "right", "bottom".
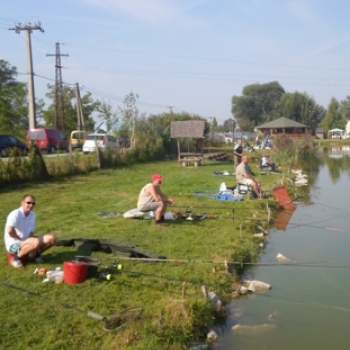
{"left": 152, "top": 173, "right": 163, "bottom": 181}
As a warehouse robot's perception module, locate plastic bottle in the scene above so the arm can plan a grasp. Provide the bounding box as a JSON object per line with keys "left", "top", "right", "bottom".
{"left": 219, "top": 182, "right": 226, "bottom": 192}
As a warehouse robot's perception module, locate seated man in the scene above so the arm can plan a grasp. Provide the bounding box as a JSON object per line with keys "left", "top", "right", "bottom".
{"left": 4, "top": 194, "right": 56, "bottom": 268}
{"left": 261, "top": 155, "right": 277, "bottom": 171}
{"left": 137, "top": 173, "right": 175, "bottom": 227}
{"left": 235, "top": 155, "right": 262, "bottom": 198}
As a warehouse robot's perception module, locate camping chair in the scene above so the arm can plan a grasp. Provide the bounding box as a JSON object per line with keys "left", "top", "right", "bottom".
{"left": 236, "top": 183, "right": 259, "bottom": 199}
{"left": 259, "top": 157, "right": 272, "bottom": 174}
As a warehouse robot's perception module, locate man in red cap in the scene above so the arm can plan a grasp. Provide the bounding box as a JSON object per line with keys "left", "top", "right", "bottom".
{"left": 137, "top": 173, "right": 175, "bottom": 226}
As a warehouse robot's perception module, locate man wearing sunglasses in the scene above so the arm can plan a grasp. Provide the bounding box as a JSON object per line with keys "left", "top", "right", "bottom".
{"left": 137, "top": 173, "right": 175, "bottom": 227}
{"left": 4, "top": 194, "right": 56, "bottom": 268}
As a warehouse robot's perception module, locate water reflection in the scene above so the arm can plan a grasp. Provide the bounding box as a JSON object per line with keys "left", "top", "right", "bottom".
{"left": 219, "top": 149, "right": 350, "bottom": 350}
{"left": 323, "top": 146, "right": 350, "bottom": 183}
{"left": 272, "top": 209, "right": 295, "bottom": 231}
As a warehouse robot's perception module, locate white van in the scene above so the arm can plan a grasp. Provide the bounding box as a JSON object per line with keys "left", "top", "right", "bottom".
{"left": 82, "top": 133, "right": 118, "bottom": 154}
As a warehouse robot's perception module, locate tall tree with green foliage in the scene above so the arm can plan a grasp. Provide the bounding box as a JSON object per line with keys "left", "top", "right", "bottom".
{"left": 321, "top": 98, "right": 343, "bottom": 134}
{"left": 279, "top": 92, "right": 325, "bottom": 131}
{"left": 231, "top": 81, "right": 285, "bottom": 131}
{"left": 340, "top": 96, "right": 350, "bottom": 124}
{"left": 0, "top": 59, "right": 29, "bottom": 137}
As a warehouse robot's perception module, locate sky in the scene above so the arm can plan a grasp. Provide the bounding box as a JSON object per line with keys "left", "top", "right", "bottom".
{"left": 1, "top": 0, "right": 350, "bottom": 124}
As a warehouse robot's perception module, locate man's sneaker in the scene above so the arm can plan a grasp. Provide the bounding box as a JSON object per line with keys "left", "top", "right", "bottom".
{"left": 35, "top": 255, "right": 45, "bottom": 263}
{"left": 11, "top": 255, "right": 23, "bottom": 268}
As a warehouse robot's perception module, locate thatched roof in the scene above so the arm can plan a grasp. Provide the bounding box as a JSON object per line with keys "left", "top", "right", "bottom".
{"left": 170, "top": 121, "right": 205, "bottom": 138}
{"left": 257, "top": 117, "right": 307, "bottom": 129}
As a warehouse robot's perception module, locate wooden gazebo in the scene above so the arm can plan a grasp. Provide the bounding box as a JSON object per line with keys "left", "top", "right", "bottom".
{"left": 170, "top": 120, "right": 205, "bottom": 166}
{"left": 256, "top": 117, "right": 310, "bottom": 137}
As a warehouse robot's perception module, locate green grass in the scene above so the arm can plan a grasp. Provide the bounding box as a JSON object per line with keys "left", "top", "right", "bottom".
{"left": 0, "top": 156, "right": 283, "bottom": 350}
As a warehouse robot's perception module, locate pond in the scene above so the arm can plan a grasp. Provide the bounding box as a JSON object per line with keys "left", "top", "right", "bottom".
{"left": 219, "top": 147, "right": 350, "bottom": 349}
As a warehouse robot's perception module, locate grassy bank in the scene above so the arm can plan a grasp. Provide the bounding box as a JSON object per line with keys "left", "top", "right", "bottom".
{"left": 0, "top": 157, "right": 283, "bottom": 349}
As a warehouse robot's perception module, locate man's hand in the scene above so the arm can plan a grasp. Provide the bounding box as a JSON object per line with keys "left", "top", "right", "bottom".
{"left": 168, "top": 198, "right": 175, "bottom": 205}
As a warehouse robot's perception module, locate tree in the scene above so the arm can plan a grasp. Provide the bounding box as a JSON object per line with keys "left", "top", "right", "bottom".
{"left": 231, "top": 81, "right": 285, "bottom": 131}
{"left": 321, "top": 98, "right": 343, "bottom": 134}
{"left": 0, "top": 59, "right": 29, "bottom": 137}
{"left": 279, "top": 92, "right": 325, "bottom": 132}
{"left": 97, "top": 101, "right": 118, "bottom": 134}
{"left": 43, "top": 84, "right": 96, "bottom": 134}
{"left": 340, "top": 96, "right": 350, "bottom": 124}
{"left": 119, "top": 91, "right": 139, "bottom": 149}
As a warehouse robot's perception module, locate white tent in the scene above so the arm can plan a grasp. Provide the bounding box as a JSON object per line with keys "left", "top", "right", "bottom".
{"left": 346, "top": 121, "right": 350, "bottom": 134}
{"left": 328, "top": 128, "right": 344, "bottom": 139}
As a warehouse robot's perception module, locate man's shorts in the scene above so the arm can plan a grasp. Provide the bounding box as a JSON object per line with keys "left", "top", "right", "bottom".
{"left": 241, "top": 178, "right": 254, "bottom": 186}
{"left": 139, "top": 202, "right": 162, "bottom": 212}
{"left": 9, "top": 241, "right": 21, "bottom": 254}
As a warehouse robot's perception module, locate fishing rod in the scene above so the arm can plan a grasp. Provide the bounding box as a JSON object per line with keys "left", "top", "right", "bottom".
{"left": 101, "top": 256, "right": 347, "bottom": 269}
{"left": 1, "top": 281, "right": 143, "bottom": 332}
{"left": 100, "top": 267, "right": 350, "bottom": 314}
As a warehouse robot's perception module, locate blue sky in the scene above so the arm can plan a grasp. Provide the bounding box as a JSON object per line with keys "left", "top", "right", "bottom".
{"left": 1, "top": 0, "right": 350, "bottom": 124}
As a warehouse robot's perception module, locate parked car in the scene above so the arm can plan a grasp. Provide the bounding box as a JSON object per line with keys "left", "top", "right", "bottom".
{"left": 82, "top": 133, "right": 118, "bottom": 154}
{"left": 0, "top": 134, "right": 29, "bottom": 157}
{"left": 26, "top": 128, "right": 69, "bottom": 153}
{"left": 70, "top": 130, "right": 89, "bottom": 150}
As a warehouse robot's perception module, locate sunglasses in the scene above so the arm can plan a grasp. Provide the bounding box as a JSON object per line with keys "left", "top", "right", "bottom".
{"left": 25, "top": 201, "right": 36, "bottom": 205}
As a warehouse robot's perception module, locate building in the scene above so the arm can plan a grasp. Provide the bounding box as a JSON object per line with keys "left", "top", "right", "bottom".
{"left": 256, "top": 117, "right": 310, "bottom": 137}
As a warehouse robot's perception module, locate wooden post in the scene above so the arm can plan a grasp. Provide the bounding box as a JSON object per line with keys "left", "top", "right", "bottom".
{"left": 182, "top": 282, "right": 187, "bottom": 299}
{"left": 177, "top": 139, "right": 180, "bottom": 165}
{"left": 201, "top": 284, "right": 208, "bottom": 298}
{"left": 179, "top": 303, "right": 189, "bottom": 319}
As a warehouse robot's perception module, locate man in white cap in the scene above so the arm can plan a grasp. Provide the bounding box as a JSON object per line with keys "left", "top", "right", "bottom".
{"left": 137, "top": 174, "right": 175, "bottom": 227}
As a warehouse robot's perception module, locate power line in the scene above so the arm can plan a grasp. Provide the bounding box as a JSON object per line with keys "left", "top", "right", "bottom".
{"left": 64, "top": 43, "right": 350, "bottom": 72}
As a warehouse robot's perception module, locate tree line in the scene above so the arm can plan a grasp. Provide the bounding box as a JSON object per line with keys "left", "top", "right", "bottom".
{"left": 2, "top": 58, "right": 348, "bottom": 142}
{"left": 229, "top": 81, "right": 350, "bottom": 134}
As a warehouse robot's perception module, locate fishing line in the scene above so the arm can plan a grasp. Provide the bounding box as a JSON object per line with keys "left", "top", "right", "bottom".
{"left": 253, "top": 292, "right": 350, "bottom": 313}
{"left": 111, "top": 268, "right": 350, "bottom": 314}
{"left": 103, "top": 256, "right": 350, "bottom": 269}
{"left": 312, "top": 201, "right": 350, "bottom": 214}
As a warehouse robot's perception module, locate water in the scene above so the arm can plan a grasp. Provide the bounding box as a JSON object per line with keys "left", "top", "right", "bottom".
{"left": 220, "top": 148, "right": 350, "bottom": 349}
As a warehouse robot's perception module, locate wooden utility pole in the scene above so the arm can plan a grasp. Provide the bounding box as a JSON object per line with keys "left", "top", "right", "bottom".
{"left": 9, "top": 22, "right": 44, "bottom": 129}
{"left": 75, "top": 83, "right": 85, "bottom": 130}
{"left": 47, "top": 43, "right": 69, "bottom": 131}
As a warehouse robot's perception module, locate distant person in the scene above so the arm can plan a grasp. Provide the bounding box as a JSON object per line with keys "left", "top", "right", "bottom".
{"left": 233, "top": 138, "right": 243, "bottom": 173}
{"left": 235, "top": 155, "right": 262, "bottom": 198}
{"left": 261, "top": 155, "right": 277, "bottom": 171}
{"left": 137, "top": 174, "right": 175, "bottom": 227}
{"left": 4, "top": 194, "right": 56, "bottom": 268}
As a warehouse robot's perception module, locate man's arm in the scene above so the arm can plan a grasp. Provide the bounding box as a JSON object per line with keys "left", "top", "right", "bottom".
{"left": 148, "top": 185, "right": 175, "bottom": 205}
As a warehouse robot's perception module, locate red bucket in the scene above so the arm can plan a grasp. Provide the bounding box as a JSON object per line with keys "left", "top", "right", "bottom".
{"left": 64, "top": 261, "right": 88, "bottom": 284}
{"left": 272, "top": 185, "right": 296, "bottom": 211}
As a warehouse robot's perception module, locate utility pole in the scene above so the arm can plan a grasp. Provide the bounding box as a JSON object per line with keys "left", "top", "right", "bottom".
{"left": 47, "top": 43, "right": 69, "bottom": 131}
{"left": 75, "top": 83, "right": 85, "bottom": 130}
{"left": 9, "top": 22, "right": 44, "bottom": 129}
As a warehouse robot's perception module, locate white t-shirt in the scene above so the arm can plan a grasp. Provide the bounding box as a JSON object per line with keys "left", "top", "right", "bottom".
{"left": 4, "top": 207, "right": 36, "bottom": 251}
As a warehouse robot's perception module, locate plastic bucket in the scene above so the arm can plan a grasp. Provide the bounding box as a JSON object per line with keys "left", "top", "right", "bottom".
{"left": 64, "top": 261, "right": 88, "bottom": 284}
{"left": 272, "top": 185, "right": 296, "bottom": 211}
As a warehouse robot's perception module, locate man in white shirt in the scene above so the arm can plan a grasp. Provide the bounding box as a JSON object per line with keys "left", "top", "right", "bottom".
{"left": 4, "top": 194, "right": 56, "bottom": 268}
{"left": 235, "top": 155, "right": 262, "bottom": 198}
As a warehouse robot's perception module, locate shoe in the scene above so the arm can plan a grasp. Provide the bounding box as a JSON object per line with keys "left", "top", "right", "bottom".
{"left": 155, "top": 222, "right": 164, "bottom": 227}
{"left": 35, "top": 255, "right": 45, "bottom": 263}
{"left": 11, "top": 255, "right": 23, "bottom": 268}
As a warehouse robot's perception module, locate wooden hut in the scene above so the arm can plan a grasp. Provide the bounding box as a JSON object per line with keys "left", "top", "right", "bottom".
{"left": 170, "top": 120, "right": 205, "bottom": 166}
{"left": 256, "top": 117, "right": 310, "bottom": 137}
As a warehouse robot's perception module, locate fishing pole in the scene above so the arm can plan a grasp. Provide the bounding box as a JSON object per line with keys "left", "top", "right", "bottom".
{"left": 101, "top": 256, "right": 346, "bottom": 268}
{"left": 1, "top": 282, "right": 143, "bottom": 332}
{"left": 98, "top": 267, "right": 350, "bottom": 314}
